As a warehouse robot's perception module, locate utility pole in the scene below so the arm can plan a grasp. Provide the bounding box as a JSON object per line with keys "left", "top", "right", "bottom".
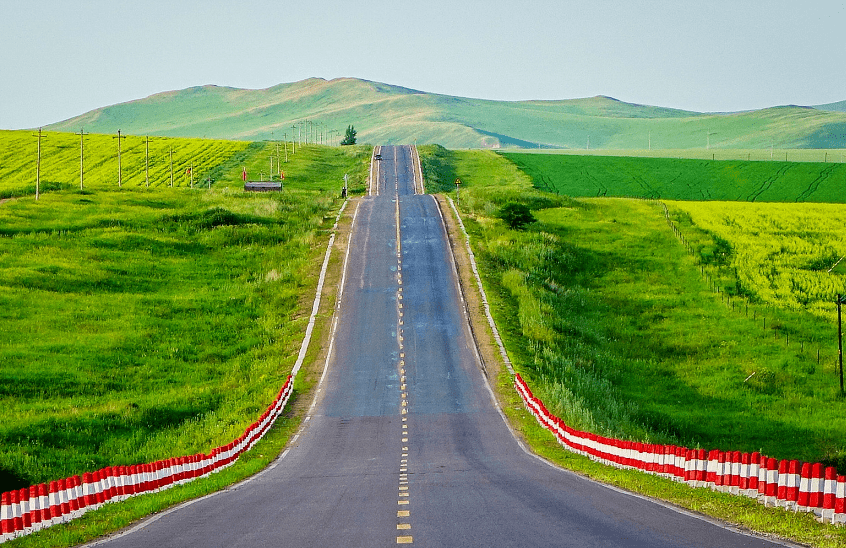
{"left": 33, "top": 127, "right": 43, "bottom": 200}
{"left": 145, "top": 135, "right": 151, "bottom": 187}
{"left": 292, "top": 125, "right": 297, "bottom": 154}
{"left": 113, "top": 129, "right": 127, "bottom": 188}
{"left": 76, "top": 128, "right": 88, "bottom": 190}
{"left": 270, "top": 154, "right": 274, "bottom": 179}
{"left": 839, "top": 294, "right": 844, "bottom": 395}
{"left": 275, "top": 142, "right": 280, "bottom": 174}
{"left": 284, "top": 133, "right": 289, "bottom": 162}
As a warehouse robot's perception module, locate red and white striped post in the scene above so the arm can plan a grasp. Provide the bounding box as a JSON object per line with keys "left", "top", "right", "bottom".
{"left": 823, "top": 467, "right": 837, "bottom": 522}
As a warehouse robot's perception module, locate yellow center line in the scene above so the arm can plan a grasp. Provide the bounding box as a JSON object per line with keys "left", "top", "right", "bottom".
{"left": 398, "top": 510, "right": 410, "bottom": 517}
{"left": 397, "top": 535, "right": 413, "bottom": 544}
{"left": 397, "top": 524, "right": 411, "bottom": 530}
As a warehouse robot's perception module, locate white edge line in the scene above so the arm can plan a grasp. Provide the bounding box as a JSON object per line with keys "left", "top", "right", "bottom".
{"left": 82, "top": 198, "right": 359, "bottom": 547}
{"left": 442, "top": 196, "right": 799, "bottom": 548}
{"left": 445, "top": 195, "right": 514, "bottom": 376}
{"left": 290, "top": 199, "right": 348, "bottom": 378}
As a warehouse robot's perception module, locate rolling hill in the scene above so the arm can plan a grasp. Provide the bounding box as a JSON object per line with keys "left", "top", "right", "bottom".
{"left": 46, "top": 77, "right": 846, "bottom": 150}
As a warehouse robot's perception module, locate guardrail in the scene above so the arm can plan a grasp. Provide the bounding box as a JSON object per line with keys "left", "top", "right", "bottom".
{"left": 1, "top": 189, "right": 350, "bottom": 543}
{"left": 0, "top": 376, "right": 294, "bottom": 543}
{"left": 442, "top": 191, "right": 846, "bottom": 527}
{"left": 515, "top": 373, "right": 846, "bottom": 525}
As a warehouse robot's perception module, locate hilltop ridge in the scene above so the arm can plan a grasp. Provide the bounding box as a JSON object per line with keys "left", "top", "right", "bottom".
{"left": 46, "top": 77, "right": 846, "bottom": 149}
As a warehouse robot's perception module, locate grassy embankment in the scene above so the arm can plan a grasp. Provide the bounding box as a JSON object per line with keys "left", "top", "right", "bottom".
{"left": 0, "top": 132, "right": 370, "bottom": 545}
{"left": 421, "top": 145, "right": 846, "bottom": 546}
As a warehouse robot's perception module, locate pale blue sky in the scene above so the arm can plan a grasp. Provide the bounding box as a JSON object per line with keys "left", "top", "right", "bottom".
{"left": 1, "top": 0, "right": 843, "bottom": 129}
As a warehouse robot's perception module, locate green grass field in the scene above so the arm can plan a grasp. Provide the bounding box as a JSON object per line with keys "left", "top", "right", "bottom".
{"left": 502, "top": 151, "right": 846, "bottom": 202}
{"left": 0, "top": 135, "right": 371, "bottom": 493}
{"left": 500, "top": 147, "right": 846, "bottom": 163}
{"left": 420, "top": 146, "right": 846, "bottom": 468}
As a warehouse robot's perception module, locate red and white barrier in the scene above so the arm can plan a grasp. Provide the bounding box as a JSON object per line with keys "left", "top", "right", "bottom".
{"left": 0, "top": 375, "right": 294, "bottom": 543}
{"left": 514, "top": 373, "right": 846, "bottom": 525}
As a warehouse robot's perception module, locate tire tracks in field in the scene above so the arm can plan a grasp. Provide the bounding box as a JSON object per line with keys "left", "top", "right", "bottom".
{"left": 795, "top": 164, "right": 838, "bottom": 202}
{"left": 632, "top": 174, "right": 660, "bottom": 199}
{"left": 746, "top": 164, "right": 794, "bottom": 202}
{"left": 582, "top": 168, "right": 607, "bottom": 197}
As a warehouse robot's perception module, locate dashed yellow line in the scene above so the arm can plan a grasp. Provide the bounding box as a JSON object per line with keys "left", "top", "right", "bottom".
{"left": 395, "top": 186, "right": 412, "bottom": 544}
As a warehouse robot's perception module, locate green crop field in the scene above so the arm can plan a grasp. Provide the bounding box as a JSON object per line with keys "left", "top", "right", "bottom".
{"left": 0, "top": 134, "right": 371, "bottom": 494}
{"left": 0, "top": 130, "right": 256, "bottom": 199}
{"left": 420, "top": 146, "right": 846, "bottom": 470}
{"left": 500, "top": 147, "right": 846, "bottom": 163}
{"left": 668, "top": 201, "right": 846, "bottom": 321}
{"left": 502, "top": 151, "right": 846, "bottom": 202}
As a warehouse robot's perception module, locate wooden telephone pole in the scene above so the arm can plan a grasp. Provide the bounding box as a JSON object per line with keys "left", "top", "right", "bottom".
{"left": 76, "top": 128, "right": 88, "bottom": 190}
{"left": 33, "top": 127, "right": 43, "bottom": 200}
{"left": 169, "top": 148, "right": 175, "bottom": 187}
{"left": 113, "top": 130, "right": 127, "bottom": 188}
{"left": 145, "top": 136, "right": 151, "bottom": 187}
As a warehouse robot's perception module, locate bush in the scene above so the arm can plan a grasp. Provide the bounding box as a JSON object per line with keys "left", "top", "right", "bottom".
{"left": 498, "top": 202, "right": 536, "bottom": 230}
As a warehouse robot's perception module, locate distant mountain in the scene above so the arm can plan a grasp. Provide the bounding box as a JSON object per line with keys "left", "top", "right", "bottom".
{"left": 815, "top": 100, "right": 846, "bottom": 113}
{"left": 46, "top": 78, "right": 846, "bottom": 149}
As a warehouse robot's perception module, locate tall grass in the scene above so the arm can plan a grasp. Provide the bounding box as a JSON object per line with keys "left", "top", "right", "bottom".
{"left": 0, "top": 141, "right": 371, "bottom": 493}
{"left": 421, "top": 147, "right": 846, "bottom": 469}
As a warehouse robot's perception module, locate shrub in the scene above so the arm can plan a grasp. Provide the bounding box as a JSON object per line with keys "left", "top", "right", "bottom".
{"left": 498, "top": 202, "right": 536, "bottom": 230}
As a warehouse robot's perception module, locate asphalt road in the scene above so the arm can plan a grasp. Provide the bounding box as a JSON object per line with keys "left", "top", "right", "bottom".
{"left": 90, "top": 146, "right": 790, "bottom": 547}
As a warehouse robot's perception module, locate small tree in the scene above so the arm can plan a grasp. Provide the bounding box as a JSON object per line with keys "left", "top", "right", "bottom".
{"left": 498, "top": 202, "right": 536, "bottom": 230}
{"left": 341, "top": 125, "right": 357, "bottom": 145}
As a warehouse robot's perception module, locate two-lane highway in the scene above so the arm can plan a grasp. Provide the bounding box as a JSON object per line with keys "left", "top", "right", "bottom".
{"left": 91, "top": 146, "right": 790, "bottom": 547}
